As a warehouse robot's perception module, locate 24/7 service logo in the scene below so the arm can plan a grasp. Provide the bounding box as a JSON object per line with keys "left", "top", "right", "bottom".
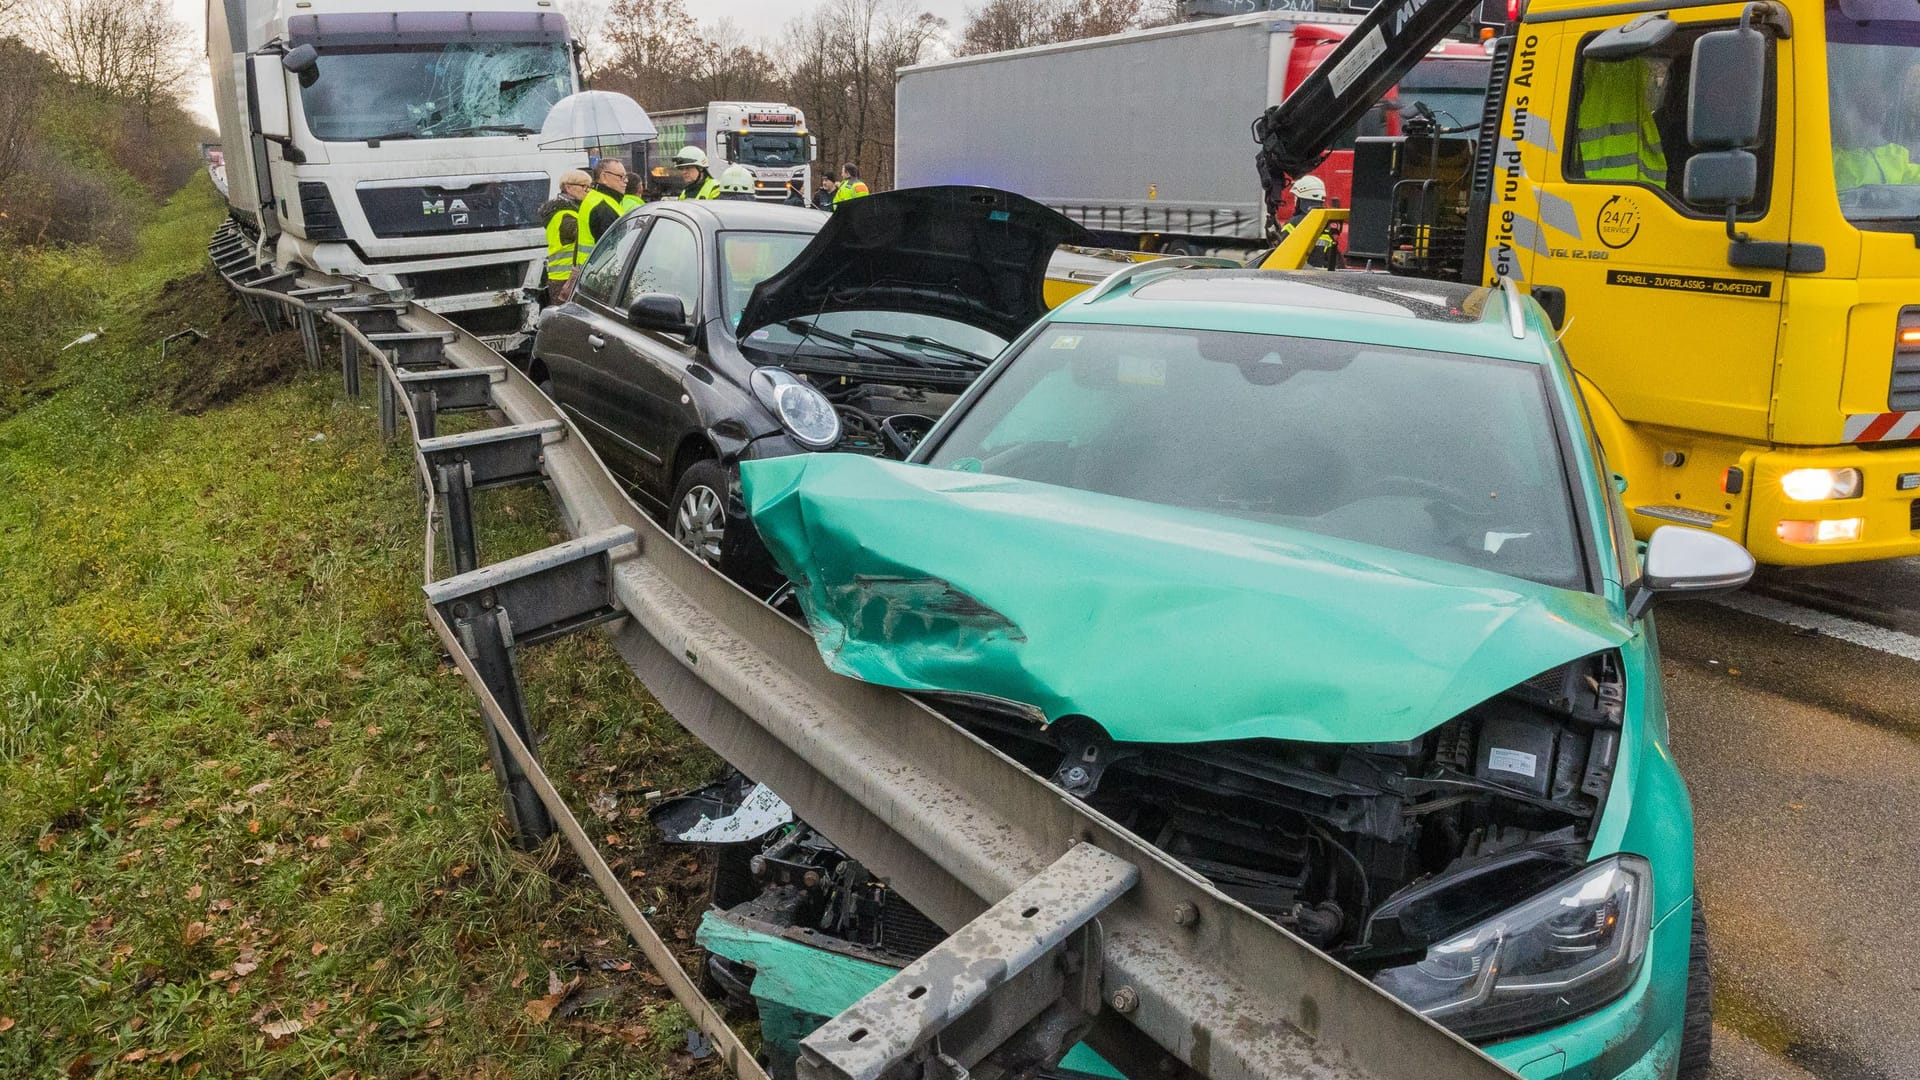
{"left": 1597, "top": 194, "right": 1640, "bottom": 249}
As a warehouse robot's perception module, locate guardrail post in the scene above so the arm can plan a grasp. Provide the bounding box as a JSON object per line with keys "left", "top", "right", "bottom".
{"left": 452, "top": 604, "right": 553, "bottom": 846}
{"left": 438, "top": 461, "right": 479, "bottom": 575}
{"left": 341, "top": 333, "right": 360, "bottom": 398}
{"left": 378, "top": 373, "right": 398, "bottom": 440}
{"left": 410, "top": 388, "right": 438, "bottom": 440}
{"left": 423, "top": 527, "right": 635, "bottom": 850}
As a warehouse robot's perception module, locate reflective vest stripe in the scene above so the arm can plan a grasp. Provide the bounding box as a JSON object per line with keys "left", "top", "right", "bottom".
{"left": 1575, "top": 59, "right": 1667, "bottom": 185}
{"left": 576, "top": 189, "right": 623, "bottom": 250}
{"left": 677, "top": 177, "right": 720, "bottom": 200}
{"left": 544, "top": 206, "right": 581, "bottom": 282}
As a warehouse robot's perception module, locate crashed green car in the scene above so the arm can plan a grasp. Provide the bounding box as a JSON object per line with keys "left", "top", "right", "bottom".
{"left": 726, "top": 267, "right": 1755, "bottom": 1079}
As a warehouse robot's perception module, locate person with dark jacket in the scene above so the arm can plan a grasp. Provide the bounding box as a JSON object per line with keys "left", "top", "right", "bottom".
{"left": 579, "top": 158, "right": 630, "bottom": 245}
{"left": 784, "top": 178, "right": 806, "bottom": 207}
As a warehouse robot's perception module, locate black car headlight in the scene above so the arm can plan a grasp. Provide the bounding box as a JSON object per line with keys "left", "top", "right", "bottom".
{"left": 1373, "top": 854, "right": 1653, "bottom": 1042}
{"left": 750, "top": 368, "right": 841, "bottom": 450}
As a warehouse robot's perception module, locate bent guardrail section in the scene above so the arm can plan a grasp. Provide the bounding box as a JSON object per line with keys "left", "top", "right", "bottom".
{"left": 204, "top": 220, "right": 1518, "bottom": 1080}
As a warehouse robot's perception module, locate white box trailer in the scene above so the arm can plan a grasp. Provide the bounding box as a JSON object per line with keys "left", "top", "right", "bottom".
{"left": 895, "top": 12, "right": 1489, "bottom": 254}
{"left": 206, "top": 0, "right": 587, "bottom": 347}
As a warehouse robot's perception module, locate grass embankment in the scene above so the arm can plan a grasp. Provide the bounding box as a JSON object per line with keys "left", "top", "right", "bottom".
{"left": 1, "top": 179, "right": 726, "bottom": 1077}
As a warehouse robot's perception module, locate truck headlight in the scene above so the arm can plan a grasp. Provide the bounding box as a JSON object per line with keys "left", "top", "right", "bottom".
{"left": 750, "top": 368, "right": 841, "bottom": 450}
{"left": 1372, "top": 855, "right": 1653, "bottom": 1042}
{"left": 1780, "top": 467, "right": 1861, "bottom": 501}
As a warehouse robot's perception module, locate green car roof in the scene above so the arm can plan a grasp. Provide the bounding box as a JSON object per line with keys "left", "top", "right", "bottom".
{"left": 1052, "top": 268, "right": 1554, "bottom": 366}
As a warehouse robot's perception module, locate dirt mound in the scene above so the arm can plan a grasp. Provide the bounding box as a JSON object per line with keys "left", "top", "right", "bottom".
{"left": 140, "top": 267, "right": 310, "bottom": 414}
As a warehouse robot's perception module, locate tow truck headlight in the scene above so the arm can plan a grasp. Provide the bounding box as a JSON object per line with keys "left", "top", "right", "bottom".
{"left": 1372, "top": 855, "right": 1653, "bottom": 1041}
{"left": 750, "top": 368, "right": 841, "bottom": 450}
{"left": 1780, "top": 467, "right": 1861, "bottom": 501}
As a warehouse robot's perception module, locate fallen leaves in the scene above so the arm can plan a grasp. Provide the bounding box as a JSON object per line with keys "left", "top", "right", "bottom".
{"left": 182, "top": 921, "right": 209, "bottom": 947}
{"left": 523, "top": 972, "right": 583, "bottom": 1024}
{"left": 260, "top": 1018, "right": 304, "bottom": 1048}
{"left": 0, "top": 1016, "right": 14, "bottom": 1033}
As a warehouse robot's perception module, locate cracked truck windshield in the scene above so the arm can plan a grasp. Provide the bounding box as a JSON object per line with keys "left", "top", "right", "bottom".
{"left": 299, "top": 41, "right": 571, "bottom": 141}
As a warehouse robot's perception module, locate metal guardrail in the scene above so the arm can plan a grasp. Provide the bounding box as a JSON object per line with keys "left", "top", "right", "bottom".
{"left": 205, "top": 220, "right": 1517, "bottom": 1080}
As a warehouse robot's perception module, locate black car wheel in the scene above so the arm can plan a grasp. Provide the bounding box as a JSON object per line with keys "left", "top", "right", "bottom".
{"left": 671, "top": 459, "right": 729, "bottom": 569}
{"left": 1678, "top": 902, "right": 1713, "bottom": 1080}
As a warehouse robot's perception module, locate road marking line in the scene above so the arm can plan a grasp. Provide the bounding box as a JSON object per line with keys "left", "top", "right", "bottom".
{"left": 1713, "top": 591, "right": 1920, "bottom": 663}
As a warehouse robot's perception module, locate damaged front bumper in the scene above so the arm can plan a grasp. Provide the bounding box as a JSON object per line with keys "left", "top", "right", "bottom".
{"left": 694, "top": 888, "right": 1691, "bottom": 1080}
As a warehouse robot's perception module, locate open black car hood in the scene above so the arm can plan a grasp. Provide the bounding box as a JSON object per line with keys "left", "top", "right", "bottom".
{"left": 736, "top": 186, "right": 1090, "bottom": 344}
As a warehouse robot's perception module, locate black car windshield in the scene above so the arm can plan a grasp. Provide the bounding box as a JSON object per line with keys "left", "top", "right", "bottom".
{"left": 720, "top": 232, "right": 818, "bottom": 328}
{"left": 1829, "top": 3, "right": 1920, "bottom": 227}
{"left": 300, "top": 43, "right": 570, "bottom": 141}
{"left": 732, "top": 133, "right": 808, "bottom": 166}
{"left": 922, "top": 323, "right": 1587, "bottom": 591}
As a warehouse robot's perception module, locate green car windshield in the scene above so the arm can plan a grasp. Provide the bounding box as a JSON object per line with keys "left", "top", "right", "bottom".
{"left": 923, "top": 323, "right": 1589, "bottom": 591}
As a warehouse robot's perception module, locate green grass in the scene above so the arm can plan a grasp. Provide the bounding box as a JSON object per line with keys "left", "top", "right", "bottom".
{"left": 0, "top": 183, "right": 725, "bottom": 1077}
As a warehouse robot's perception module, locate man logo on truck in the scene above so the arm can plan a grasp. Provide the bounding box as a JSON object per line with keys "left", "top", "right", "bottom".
{"left": 421, "top": 198, "right": 471, "bottom": 216}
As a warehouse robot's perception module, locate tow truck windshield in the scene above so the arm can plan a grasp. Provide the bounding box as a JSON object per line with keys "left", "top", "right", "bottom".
{"left": 1829, "top": 4, "right": 1920, "bottom": 228}
{"left": 300, "top": 42, "right": 570, "bottom": 142}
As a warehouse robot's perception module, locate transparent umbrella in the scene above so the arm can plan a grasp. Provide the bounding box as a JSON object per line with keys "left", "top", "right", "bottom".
{"left": 538, "top": 91, "right": 657, "bottom": 150}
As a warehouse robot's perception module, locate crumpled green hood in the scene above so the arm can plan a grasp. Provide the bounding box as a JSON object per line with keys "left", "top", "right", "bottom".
{"left": 742, "top": 455, "right": 1632, "bottom": 745}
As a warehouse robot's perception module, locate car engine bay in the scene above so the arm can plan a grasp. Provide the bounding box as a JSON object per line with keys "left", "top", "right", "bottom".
{"left": 674, "top": 650, "right": 1628, "bottom": 982}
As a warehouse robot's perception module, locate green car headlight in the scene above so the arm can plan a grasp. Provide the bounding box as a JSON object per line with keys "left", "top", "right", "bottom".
{"left": 1373, "top": 854, "right": 1653, "bottom": 1041}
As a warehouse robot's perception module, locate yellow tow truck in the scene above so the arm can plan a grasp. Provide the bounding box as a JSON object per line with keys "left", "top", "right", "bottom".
{"left": 1245, "top": 0, "right": 1920, "bottom": 565}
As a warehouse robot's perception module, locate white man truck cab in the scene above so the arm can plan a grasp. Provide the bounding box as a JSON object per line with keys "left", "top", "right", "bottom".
{"left": 207, "top": 0, "right": 584, "bottom": 350}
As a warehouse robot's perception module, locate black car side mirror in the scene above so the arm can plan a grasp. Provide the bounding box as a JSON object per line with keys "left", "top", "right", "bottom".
{"left": 628, "top": 293, "right": 693, "bottom": 335}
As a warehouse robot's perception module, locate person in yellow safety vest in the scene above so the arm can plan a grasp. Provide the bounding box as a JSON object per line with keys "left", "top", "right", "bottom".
{"left": 1278, "top": 174, "right": 1337, "bottom": 264}
{"left": 620, "top": 167, "right": 646, "bottom": 213}
{"left": 1574, "top": 58, "right": 1667, "bottom": 185}
{"left": 578, "top": 158, "right": 630, "bottom": 255}
{"left": 1832, "top": 97, "right": 1920, "bottom": 192}
{"left": 831, "top": 162, "right": 871, "bottom": 209}
{"left": 539, "top": 169, "right": 592, "bottom": 303}
{"left": 673, "top": 146, "right": 721, "bottom": 200}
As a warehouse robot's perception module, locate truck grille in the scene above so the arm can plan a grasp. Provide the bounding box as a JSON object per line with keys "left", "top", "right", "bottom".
{"left": 357, "top": 178, "right": 548, "bottom": 239}
{"left": 400, "top": 263, "right": 525, "bottom": 300}
{"left": 1890, "top": 352, "right": 1920, "bottom": 412}
{"left": 1911, "top": 498, "right": 1920, "bottom": 531}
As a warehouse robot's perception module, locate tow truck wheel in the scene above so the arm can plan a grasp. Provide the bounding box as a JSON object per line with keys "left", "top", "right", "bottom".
{"left": 1678, "top": 902, "right": 1713, "bottom": 1080}
{"left": 672, "top": 459, "right": 729, "bottom": 569}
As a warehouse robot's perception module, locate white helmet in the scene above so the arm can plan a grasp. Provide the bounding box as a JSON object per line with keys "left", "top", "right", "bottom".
{"left": 673, "top": 145, "right": 709, "bottom": 169}
{"left": 718, "top": 164, "right": 756, "bottom": 194}
{"left": 1291, "top": 175, "right": 1328, "bottom": 203}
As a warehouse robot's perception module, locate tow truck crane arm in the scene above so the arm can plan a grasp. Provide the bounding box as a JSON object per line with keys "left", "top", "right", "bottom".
{"left": 1252, "top": 0, "right": 1488, "bottom": 190}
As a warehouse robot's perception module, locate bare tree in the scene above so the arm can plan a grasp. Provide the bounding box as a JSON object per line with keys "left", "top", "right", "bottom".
{"left": 958, "top": 0, "right": 1144, "bottom": 55}
{"left": 598, "top": 0, "right": 706, "bottom": 107}
{"left": 23, "top": 0, "right": 193, "bottom": 119}
{"left": 0, "top": 40, "right": 41, "bottom": 194}
{"left": 777, "top": 0, "right": 944, "bottom": 189}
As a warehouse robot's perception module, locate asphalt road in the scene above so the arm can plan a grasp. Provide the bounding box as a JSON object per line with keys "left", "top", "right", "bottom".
{"left": 1658, "top": 558, "right": 1920, "bottom": 1080}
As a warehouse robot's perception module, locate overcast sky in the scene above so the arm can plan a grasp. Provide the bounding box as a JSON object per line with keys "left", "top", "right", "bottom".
{"left": 172, "top": 0, "right": 976, "bottom": 125}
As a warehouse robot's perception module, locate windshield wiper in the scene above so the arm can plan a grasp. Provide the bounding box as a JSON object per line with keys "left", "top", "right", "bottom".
{"left": 363, "top": 130, "right": 425, "bottom": 142}
{"left": 850, "top": 329, "right": 995, "bottom": 367}
{"left": 430, "top": 124, "right": 538, "bottom": 137}
{"left": 783, "top": 319, "right": 931, "bottom": 368}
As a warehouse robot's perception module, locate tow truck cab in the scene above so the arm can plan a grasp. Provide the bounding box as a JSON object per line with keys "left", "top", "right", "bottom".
{"left": 1288, "top": 0, "right": 1920, "bottom": 566}
{"left": 1499, "top": 0, "right": 1920, "bottom": 565}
